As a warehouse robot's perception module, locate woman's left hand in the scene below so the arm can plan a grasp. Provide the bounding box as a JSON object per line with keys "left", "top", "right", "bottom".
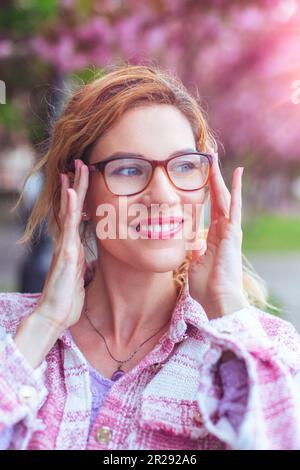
{"left": 188, "top": 150, "right": 250, "bottom": 319}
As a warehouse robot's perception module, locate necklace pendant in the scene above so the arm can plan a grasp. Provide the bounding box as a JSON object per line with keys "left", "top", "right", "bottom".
{"left": 111, "top": 366, "right": 125, "bottom": 382}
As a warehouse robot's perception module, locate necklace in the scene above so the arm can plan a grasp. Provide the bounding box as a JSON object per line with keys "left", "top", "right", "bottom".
{"left": 84, "top": 307, "right": 171, "bottom": 381}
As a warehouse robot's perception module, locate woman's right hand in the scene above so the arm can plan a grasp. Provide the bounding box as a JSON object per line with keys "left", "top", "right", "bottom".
{"left": 14, "top": 159, "right": 89, "bottom": 368}
{"left": 34, "top": 159, "right": 89, "bottom": 333}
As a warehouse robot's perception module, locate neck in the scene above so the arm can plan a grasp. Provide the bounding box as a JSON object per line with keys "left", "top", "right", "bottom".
{"left": 82, "top": 248, "right": 179, "bottom": 350}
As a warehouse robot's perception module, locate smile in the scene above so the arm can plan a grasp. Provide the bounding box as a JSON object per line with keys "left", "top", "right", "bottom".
{"left": 134, "top": 217, "right": 184, "bottom": 239}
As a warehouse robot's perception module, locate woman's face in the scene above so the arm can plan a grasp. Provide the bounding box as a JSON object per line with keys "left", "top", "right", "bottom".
{"left": 86, "top": 104, "right": 208, "bottom": 272}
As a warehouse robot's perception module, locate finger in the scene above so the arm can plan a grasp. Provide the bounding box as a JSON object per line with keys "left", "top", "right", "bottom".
{"left": 73, "top": 159, "right": 89, "bottom": 202}
{"left": 76, "top": 164, "right": 89, "bottom": 214}
{"left": 61, "top": 188, "right": 78, "bottom": 246}
{"left": 70, "top": 159, "right": 89, "bottom": 223}
{"left": 59, "top": 173, "right": 70, "bottom": 220}
{"left": 229, "top": 167, "right": 243, "bottom": 226}
{"left": 210, "top": 154, "right": 230, "bottom": 214}
{"left": 210, "top": 153, "right": 231, "bottom": 217}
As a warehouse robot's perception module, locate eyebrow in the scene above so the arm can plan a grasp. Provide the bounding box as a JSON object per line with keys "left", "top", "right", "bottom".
{"left": 99, "top": 148, "right": 197, "bottom": 162}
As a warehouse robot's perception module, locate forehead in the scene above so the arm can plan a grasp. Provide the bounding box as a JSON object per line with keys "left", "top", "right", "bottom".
{"left": 90, "top": 104, "right": 196, "bottom": 161}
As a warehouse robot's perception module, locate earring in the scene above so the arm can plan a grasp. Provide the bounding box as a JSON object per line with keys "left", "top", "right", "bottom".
{"left": 82, "top": 211, "right": 87, "bottom": 218}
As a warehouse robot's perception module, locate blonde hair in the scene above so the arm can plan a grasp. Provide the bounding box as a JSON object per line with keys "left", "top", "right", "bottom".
{"left": 13, "top": 63, "right": 269, "bottom": 310}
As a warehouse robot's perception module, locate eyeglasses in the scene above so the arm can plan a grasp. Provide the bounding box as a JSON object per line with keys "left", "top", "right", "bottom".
{"left": 85, "top": 152, "right": 212, "bottom": 196}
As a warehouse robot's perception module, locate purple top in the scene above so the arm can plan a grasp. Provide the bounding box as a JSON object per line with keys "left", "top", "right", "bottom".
{"left": 88, "top": 365, "right": 114, "bottom": 434}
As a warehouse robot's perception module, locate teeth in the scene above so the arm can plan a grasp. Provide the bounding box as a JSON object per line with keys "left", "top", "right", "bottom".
{"left": 137, "top": 222, "right": 181, "bottom": 233}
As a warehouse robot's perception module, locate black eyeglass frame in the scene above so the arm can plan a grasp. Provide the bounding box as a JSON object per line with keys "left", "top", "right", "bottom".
{"left": 84, "top": 151, "right": 213, "bottom": 196}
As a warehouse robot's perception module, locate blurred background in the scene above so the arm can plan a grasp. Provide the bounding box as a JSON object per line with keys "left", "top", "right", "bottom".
{"left": 0, "top": 0, "right": 300, "bottom": 328}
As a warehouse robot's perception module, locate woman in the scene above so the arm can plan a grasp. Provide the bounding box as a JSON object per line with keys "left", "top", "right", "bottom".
{"left": 1, "top": 64, "right": 300, "bottom": 450}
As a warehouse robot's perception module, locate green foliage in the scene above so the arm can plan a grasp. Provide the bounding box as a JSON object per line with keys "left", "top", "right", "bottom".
{"left": 69, "top": 67, "right": 105, "bottom": 85}
{"left": 0, "top": 0, "right": 58, "bottom": 35}
{"left": 0, "top": 102, "right": 23, "bottom": 130}
{"left": 243, "top": 214, "right": 300, "bottom": 252}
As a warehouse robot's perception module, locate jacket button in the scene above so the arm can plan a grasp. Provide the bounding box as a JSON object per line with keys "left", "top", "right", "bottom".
{"left": 193, "top": 411, "right": 203, "bottom": 424}
{"left": 18, "top": 385, "right": 37, "bottom": 405}
{"left": 95, "top": 426, "right": 112, "bottom": 445}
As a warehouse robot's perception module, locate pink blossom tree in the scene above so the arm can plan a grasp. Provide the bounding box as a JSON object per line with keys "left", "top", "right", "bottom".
{"left": 1, "top": 0, "right": 300, "bottom": 188}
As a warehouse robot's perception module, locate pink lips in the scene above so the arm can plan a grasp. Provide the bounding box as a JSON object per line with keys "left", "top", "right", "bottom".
{"left": 135, "top": 216, "right": 184, "bottom": 240}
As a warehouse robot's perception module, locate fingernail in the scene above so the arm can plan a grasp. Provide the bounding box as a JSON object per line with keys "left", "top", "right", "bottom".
{"left": 60, "top": 173, "right": 64, "bottom": 184}
{"left": 74, "top": 159, "right": 79, "bottom": 169}
{"left": 240, "top": 167, "right": 244, "bottom": 176}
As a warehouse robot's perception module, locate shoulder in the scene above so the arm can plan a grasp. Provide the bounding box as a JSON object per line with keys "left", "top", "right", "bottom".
{"left": 210, "top": 305, "right": 300, "bottom": 373}
{"left": 256, "top": 309, "right": 300, "bottom": 370}
{"left": 254, "top": 308, "right": 300, "bottom": 346}
{"left": 232, "top": 307, "right": 300, "bottom": 374}
{"left": 212, "top": 304, "right": 300, "bottom": 347}
{"left": 0, "top": 292, "right": 42, "bottom": 335}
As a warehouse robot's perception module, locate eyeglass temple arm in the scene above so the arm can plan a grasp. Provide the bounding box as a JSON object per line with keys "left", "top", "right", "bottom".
{"left": 87, "top": 163, "right": 105, "bottom": 173}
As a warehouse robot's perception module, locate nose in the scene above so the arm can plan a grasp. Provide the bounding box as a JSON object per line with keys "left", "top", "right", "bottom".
{"left": 141, "top": 166, "right": 180, "bottom": 205}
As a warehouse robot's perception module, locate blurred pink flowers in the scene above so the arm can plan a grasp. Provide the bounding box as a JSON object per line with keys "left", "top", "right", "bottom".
{"left": 2, "top": 0, "right": 300, "bottom": 162}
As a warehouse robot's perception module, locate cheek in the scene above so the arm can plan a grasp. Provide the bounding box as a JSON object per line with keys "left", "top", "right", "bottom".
{"left": 88, "top": 180, "right": 119, "bottom": 223}
{"left": 182, "top": 192, "right": 206, "bottom": 225}
{"left": 180, "top": 192, "right": 207, "bottom": 250}
{"left": 88, "top": 174, "right": 114, "bottom": 202}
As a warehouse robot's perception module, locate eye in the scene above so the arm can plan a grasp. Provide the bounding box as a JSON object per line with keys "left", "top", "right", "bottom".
{"left": 111, "top": 166, "right": 143, "bottom": 177}
{"left": 173, "top": 161, "right": 196, "bottom": 172}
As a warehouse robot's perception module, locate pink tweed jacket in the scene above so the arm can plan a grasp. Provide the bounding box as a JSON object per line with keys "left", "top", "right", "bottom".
{"left": 1, "top": 282, "right": 300, "bottom": 450}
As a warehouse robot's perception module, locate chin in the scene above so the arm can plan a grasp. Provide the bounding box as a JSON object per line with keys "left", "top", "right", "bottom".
{"left": 133, "top": 249, "right": 187, "bottom": 273}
